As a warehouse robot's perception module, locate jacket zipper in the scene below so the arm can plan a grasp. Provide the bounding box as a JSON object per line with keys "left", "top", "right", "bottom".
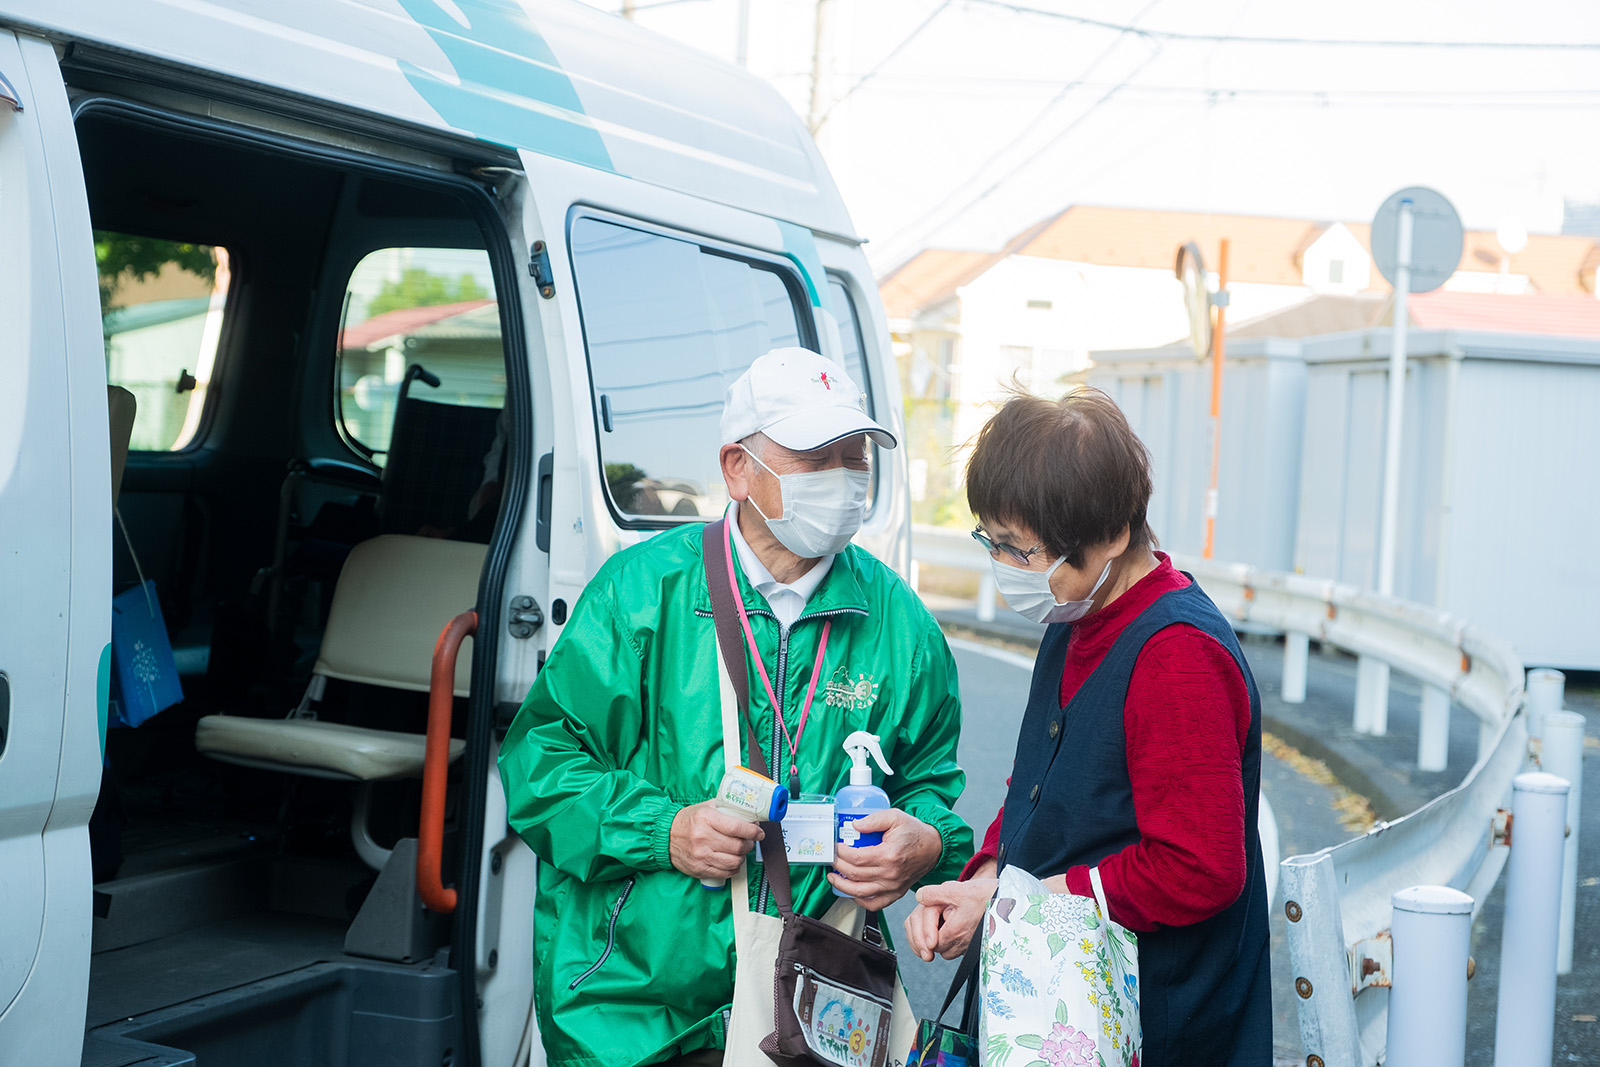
{"left": 568, "top": 877, "right": 635, "bottom": 989}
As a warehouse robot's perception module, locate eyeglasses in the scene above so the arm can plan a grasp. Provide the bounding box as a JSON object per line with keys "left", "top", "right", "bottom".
{"left": 971, "top": 526, "right": 1044, "bottom": 566}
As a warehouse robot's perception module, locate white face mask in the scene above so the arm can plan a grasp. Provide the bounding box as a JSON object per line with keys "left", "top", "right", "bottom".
{"left": 992, "top": 554, "right": 1113, "bottom": 625}
{"left": 742, "top": 445, "right": 870, "bottom": 559}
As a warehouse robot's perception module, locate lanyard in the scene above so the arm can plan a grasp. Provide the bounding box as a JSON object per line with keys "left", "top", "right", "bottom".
{"left": 723, "top": 518, "right": 831, "bottom": 794}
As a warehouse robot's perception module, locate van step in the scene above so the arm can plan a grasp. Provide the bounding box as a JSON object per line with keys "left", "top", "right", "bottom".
{"left": 93, "top": 855, "right": 269, "bottom": 954}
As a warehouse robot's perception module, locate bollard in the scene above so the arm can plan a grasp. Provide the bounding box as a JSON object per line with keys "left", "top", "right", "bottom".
{"left": 1282, "top": 631, "right": 1309, "bottom": 704}
{"left": 1354, "top": 655, "right": 1390, "bottom": 736}
{"left": 1524, "top": 667, "right": 1564, "bottom": 740}
{"left": 1280, "top": 854, "right": 1360, "bottom": 1067}
{"left": 1542, "top": 711, "right": 1585, "bottom": 976}
{"left": 1389, "top": 885, "right": 1473, "bottom": 1067}
{"left": 1418, "top": 685, "right": 1451, "bottom": 773}
{"left": 1492, "top": 771, "right": 1570, "bottom": 1067}
{"left": 976, "top": 568, "right": 996, "bottom": 624}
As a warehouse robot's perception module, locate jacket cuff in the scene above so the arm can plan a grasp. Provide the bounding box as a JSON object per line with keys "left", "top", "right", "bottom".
{"left": 646, "top": 800, "right": 687, "bottom": 873}
{"left": 1063, "top": 864, "right": 1094, "bottom": 898}
{"left": 960, "top": 845, "right": 998, "bottom": 882}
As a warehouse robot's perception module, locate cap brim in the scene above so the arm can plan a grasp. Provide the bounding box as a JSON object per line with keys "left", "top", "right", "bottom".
{"left": 762, "top": 406, "right": 898, "bottom": 451}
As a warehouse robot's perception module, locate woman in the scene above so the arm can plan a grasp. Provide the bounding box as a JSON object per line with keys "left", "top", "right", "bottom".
{"left": 905, "top": 387, "right": 1271, "bottom": 1065}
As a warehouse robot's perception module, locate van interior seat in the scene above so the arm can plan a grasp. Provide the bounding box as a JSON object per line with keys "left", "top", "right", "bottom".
{"left": 195, "top": 534, "right": 483, "bottom": 783}
{"left": 108, "top": 385, "right": 136, "bottom": 507}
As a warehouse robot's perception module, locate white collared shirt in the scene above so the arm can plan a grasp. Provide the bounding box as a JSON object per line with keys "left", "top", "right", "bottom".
{"left": 727, "top": 502, "right": 834, "bottom": 632}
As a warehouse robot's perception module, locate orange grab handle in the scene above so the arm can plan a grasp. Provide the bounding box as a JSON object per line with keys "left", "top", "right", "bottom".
{"left": 419, "top": 609, "right": 477, "bottom": 914}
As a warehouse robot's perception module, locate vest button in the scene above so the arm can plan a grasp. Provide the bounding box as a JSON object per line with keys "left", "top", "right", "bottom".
{"left": 998, "top": 843, "right": 1007, "bottom": 864}
{"left": 1048, "top": 721, "right": 1060, "bottom": 739}
{"left": 1029, "top": 783, "right": 1040, "bottom": 802}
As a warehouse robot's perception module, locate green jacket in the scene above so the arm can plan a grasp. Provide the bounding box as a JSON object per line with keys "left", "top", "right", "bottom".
{"left": 498, "top": 522, "right": 970, "bottom": 1067}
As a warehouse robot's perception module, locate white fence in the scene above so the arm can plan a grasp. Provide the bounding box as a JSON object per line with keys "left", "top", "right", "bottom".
{"left": 910, "top": 524, "right": 1562, "bottom": 1067}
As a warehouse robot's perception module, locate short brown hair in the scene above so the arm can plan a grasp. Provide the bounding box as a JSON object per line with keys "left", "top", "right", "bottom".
{"left": 965, "top": 387, "right": 1153, "bottom": 568}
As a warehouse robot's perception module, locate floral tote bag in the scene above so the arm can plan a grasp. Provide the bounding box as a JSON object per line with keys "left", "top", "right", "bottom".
{"left": 979, "top": 865, "right": 1140, "bottom": 1067}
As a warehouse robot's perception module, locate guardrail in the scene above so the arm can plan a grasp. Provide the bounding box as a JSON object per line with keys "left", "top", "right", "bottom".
{"left": 909, "top": 524, "right": 1573, "bottom": 1067}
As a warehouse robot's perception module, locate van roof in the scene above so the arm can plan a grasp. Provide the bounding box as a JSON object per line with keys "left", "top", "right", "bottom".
{"left": 2, "top": 0, "right": 856, "bottom": 238}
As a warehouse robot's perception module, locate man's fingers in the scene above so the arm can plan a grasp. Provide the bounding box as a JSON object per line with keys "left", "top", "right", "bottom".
{"left": 903, "top": 904, "right": 943, "bottom": 962}
{"left": 846, "top": 808, "right": 898, "bottom": 834}
{"left": 703, "top": 810, "right": 765, "bottom": 840}
{"left": 914, "top": 881, "right": 964, "bottom": 907}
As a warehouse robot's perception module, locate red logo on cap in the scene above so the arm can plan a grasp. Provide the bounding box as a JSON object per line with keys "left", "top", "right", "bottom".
{"left": 814, "top": 373, "right": 832, "bottom": 390}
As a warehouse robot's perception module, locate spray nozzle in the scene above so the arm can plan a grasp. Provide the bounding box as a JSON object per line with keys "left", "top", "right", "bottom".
{"left": 842, "top": 730, "right": 894, "bottom": 786}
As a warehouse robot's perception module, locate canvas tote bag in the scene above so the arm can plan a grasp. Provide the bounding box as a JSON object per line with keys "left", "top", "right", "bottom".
{"left": 707, "top": 523, "right": 915, "bottom": 1067}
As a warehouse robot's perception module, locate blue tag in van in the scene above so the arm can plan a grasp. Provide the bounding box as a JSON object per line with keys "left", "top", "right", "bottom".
{"left": 110, "top": 581, "right": 184, "bottom": 728}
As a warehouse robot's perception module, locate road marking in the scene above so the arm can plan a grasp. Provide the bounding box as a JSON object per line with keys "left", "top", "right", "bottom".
{"left": 947, "top": 635, "right": 1037, "bottom": 673}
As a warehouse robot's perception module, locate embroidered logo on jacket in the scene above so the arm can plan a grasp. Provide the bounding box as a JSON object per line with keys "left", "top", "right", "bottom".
{"left": 824, "top": 666, "right": 879, "bottom": 711}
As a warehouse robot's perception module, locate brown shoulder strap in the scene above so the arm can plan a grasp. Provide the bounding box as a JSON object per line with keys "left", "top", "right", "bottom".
{"left": 703, "top": 518, "right": 796, "bottom": 916}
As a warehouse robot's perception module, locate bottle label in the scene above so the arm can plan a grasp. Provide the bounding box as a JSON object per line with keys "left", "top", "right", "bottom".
{"left": 835, "top": 812, "right": 882, "bottom": 848}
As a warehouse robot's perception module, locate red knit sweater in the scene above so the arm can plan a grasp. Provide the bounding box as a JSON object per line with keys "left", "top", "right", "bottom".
{"left": 960, "top": 553, "right": 1252, "bottom": 932}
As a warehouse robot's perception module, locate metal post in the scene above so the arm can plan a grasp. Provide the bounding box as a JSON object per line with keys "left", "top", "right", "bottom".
{"left": 1389, "top": 885, "right": 1473, "bottom": 1067}
{"left": 1493, "top": 772, "right": 1570, "bottom": 1067}
{"left": 1542, "top": 711, "right": 1585, "bottom": 975}
{"left": 1282, "top": 631, "right": 1309, "bottom": 704}
{"left": 1354, "top": 655, "right": 1389, "bottom": 736}
{"left": 1202, "top": 239, "right": 1231, "bottom": 560}
{"left": 1525, "top": 667, "right": 1564, "bottom": 740}
{"left": 1281, "top": 854, "right": 1361, "bottom": 1067}
{"left": 736, "top": 0, "right": 751, "bottom": 67}
{"left": 1418, "top": 685, "right": 1451, "bottom": 772}
{"left": 1376, "top": 198, "right": 1413, "bottom": 598}
{"left": 976, "top": 569, "right": 996, "bottom": 623}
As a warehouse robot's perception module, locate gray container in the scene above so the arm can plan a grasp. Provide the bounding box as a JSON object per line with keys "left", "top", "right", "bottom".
{"left": 1076, "top": 338, "right": 1308, "bottom": 573}
{"left": 1294, "top": 328, "right": 1600, "bottom": 669}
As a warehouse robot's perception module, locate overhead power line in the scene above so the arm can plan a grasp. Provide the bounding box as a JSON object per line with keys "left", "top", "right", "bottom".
{"left": 970, "top": 0, "right": 1600, "bottom": 50}
{"left": 812, "top": 0, "right": 954, "bottom": 134}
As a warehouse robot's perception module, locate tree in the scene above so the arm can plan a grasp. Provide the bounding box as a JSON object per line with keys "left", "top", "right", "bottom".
{"left": 95, "top": 231, "right": 216, "bottom": 313}
{"left": 367, "top": 268, "right": 489, "bottom": 319}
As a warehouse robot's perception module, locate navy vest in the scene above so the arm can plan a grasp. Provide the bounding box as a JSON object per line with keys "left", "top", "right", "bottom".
{"left": 996, "top": 578, "right": 1272, "bottom": 1066}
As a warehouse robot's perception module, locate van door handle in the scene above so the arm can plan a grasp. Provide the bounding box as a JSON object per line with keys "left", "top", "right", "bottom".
{"left": 0, "top": 672, "right": 10, "bottom": 759}
{"left": 535, "top": 451, "right": 553, "bottom": 553}
{"left": 419, "top": 610, "right": 477, "bottom": 914}
{"left": 0, "top": 69, "right": 22, "bottom": 113}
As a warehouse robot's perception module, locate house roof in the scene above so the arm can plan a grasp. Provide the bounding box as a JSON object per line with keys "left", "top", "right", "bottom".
{"left": 882, "top": 205, "right": 1600, "bottom": 316}
{"left": 1401, "top": 291, "right": 1600, "bottom": 338}
{"left": 340, "top": 299, "right": 496, "bottom": 350}
{"left": 1229, "top": 294, "right": 1387, "bottom": 339}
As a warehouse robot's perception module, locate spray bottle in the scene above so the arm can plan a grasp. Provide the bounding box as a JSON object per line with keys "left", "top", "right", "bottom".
{"left": 701, "top": 765, "right": 789, "bottom": 889}
{"left": 833, "top": 731, "right": 893, "bottom": 896}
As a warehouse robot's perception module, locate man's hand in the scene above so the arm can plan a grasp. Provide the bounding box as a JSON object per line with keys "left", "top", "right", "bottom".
{"left": 826, "top": 809, "right": 942, "bottom": 911}
{"left": 669, "top": 801, "right": 764, "bottom": 881}
{"left": 903, "top": 876, "right": 997, "bottom": 961}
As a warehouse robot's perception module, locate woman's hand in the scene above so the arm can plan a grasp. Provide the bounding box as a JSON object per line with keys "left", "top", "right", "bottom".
{"left": 903, "top": 876, "right": 998, "bottom": 961}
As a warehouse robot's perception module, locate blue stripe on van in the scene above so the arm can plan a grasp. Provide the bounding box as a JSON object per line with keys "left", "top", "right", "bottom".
{"left": 396, "top": 0, "right": 615, "bottom": 173}
{"left": 97, "top": 642, "right": 111, "bottom": 764}
{"left": 776, "top": 220, "right": 833, "bottom": 313}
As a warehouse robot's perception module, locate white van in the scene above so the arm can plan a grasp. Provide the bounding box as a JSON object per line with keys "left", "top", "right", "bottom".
{"left": 0, "top": 3, "right": 908, "bottom": 1064}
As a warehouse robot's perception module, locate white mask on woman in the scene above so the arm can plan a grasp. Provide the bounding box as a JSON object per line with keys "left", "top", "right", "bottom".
{"left": 992, "top": 554, "right": 1113, "bottom": 625}
{"left": 742, "top": 445, "right": 870, "bottom": 559}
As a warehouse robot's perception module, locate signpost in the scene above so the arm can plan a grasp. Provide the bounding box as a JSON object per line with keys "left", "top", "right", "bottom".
{"left": 1175, "top": 240, "right": 1230, "bottom": 559}
{"left": 1356, "top": 187, "right": 1464, "bottom": 734}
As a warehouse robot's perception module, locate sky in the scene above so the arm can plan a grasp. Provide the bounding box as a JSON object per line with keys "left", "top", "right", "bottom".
{"left": 575, "top": 0, "right": 1600, "bottom": 273}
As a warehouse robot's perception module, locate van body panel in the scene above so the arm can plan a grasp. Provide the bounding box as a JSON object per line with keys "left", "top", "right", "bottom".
{"left": 0, "top": 31, "right": 106, "bottom": 1065}
{"left": 0, "top": 0, "right": 855, "bottom": 237}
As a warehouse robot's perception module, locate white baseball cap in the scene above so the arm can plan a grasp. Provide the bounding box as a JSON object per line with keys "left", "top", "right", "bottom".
{"left": 720, "top": 348, "right": 898, "bottom": 451}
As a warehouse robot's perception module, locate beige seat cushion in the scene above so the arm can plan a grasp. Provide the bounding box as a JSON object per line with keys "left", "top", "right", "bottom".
{"left": 315, "top": 535, "right": 487, "bottom": 696}
{"left": 195, "top": 714, "right": 465, "bottom": 781}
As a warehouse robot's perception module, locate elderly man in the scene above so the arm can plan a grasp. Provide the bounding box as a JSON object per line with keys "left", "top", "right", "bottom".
{"left": 499, "top": 347, "right": 971, "bottom": 1067}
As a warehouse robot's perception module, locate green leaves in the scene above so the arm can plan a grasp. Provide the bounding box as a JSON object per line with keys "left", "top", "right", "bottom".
{"left": 1014, "top": 1035, "right": 1045, "bottom": 1050}
{"left": 986, "top": 1034, "right": 1013, "bottom": 1067}
{"left": 1047, "top": 933, "right": 1067, "bottom": 958}
{"left": 1022, "top": 903, "right": 1044, "bottom": 926}
{"left": 1055, "top": 999, "right": 1071, "bottom": 1025}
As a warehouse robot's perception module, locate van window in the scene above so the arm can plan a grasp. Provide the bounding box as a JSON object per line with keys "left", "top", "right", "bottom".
{"left": 97, "top": 232, "right": 229, "bottom": 451}
{"left": 827, "top": 276, "right": 874, "bottom": 415}
{"left": 570, "top": 216, "right": 807, "bottom": 521}
{"left": 337, "top": 247, "right": 503, "bottom": 460}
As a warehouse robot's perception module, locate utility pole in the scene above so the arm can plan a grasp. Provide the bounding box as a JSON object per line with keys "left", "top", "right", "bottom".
{"left": 736, "top": 0, "right": 751, "bottom": 67}
{"left": 807, "top": 0, "right": 833, "bottom": 135}
{"left": 622, "top": 0, "right": 636, "bottom": 19}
